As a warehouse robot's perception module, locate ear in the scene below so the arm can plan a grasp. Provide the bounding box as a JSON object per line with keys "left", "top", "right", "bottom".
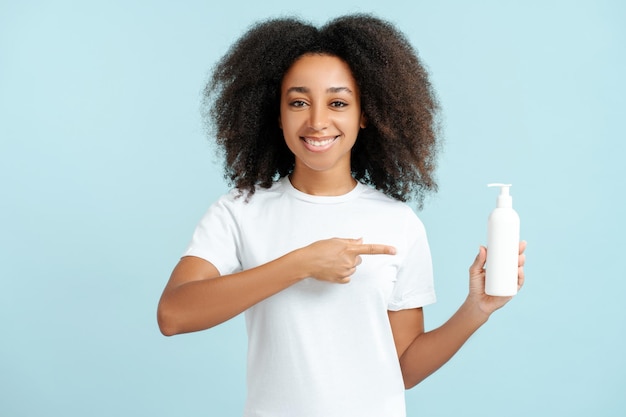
{"left": 360, "top": 112, "right": 367, "bottom": 129}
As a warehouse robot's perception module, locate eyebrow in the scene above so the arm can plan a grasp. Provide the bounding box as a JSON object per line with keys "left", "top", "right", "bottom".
{"left": 286, "top": 86, "right": 354, "bottom": 95}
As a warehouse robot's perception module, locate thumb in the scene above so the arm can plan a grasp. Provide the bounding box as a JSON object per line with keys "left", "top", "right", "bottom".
{"left": 470, "top": 246, "right": 487, "bottom": 273}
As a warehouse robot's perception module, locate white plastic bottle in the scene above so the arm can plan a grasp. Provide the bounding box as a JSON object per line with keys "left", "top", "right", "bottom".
{"left": 485, "top": 183, "right": 520, "bottom": 296}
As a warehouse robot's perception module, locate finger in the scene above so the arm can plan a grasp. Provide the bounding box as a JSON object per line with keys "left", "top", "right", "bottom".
{"left": 337, "top": 276, "right": 352, "bottom": 284}
{"left": 518, "top": 253, "right": 526, "bottom": 267}
{"left": 519, "top": 240, "right": 527, "bottom": 255}
{"left": 355, "top": 255, "right": 362, "bottom": 267}
{"left": 351, "top": 243, "right": 396, "bottom": 256}
{"left": 336, "top": 266, "right": 356, "bottom": 284}
{"left": 470, "top": 246, "right": 487, "bottom": 273}
{"left": 518, "top": 265, "right": 525, "bottom": 290}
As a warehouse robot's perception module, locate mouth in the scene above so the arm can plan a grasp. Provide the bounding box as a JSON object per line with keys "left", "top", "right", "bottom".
{"left": 301, "top": 136, "right": 339, "bottom": 151}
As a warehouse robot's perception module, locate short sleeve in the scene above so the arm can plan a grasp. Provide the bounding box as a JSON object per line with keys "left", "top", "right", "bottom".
{"left": 182, "top": 193, "right": 243, "bottom": 276}
{"left": 387, "top": 211, "right": 436, "bottom": 311}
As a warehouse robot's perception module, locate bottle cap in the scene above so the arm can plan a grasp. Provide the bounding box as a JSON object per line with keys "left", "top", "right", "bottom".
{"left": 488, "top": 183, "right": 513, "bottom": 208}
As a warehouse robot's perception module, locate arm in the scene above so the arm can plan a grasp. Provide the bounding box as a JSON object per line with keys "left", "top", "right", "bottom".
{"left": 157, "top": 238, "right": 396, "bottom": 336}
{"left": 157, "top": 252, "right": 307, "bottom": 336}
{"left": 389, "top": 242, "right": 527, "bottom": 388}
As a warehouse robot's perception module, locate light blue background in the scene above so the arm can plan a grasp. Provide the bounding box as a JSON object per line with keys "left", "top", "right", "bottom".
{"left": 1, "top": 0, "right": 624, "bottom": 415}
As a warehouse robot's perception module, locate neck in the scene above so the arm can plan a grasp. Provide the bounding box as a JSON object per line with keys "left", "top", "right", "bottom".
{"left": 289, "top": 166, "right": 356, "bottom": 196}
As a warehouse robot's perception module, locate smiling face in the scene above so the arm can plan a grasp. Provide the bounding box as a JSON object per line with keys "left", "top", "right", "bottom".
{"left": 280, "top": 54, "right": 366, "bottom": 187}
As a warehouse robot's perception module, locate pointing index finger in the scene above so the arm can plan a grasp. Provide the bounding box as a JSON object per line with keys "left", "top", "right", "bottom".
{"left": 351, "top": 243, "right": 396, "bottom": 256}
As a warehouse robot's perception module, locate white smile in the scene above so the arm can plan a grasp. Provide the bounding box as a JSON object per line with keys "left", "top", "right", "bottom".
{"left": 303, "top": 136, "right": 338, "bottom": 147}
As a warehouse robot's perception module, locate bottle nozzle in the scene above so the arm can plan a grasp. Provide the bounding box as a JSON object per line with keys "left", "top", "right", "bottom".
{"left": 488, "top": 183, "right": 513, "bottom": 208}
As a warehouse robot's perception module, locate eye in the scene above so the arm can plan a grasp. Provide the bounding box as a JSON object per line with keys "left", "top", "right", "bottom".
{"left": 289, "top": 100, "right": 308, "bottom": 108}
{"left": 330, "top": 100, "right": 348, "bottom": 108}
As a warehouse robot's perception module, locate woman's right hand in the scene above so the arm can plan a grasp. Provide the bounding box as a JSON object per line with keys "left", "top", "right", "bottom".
{"left": 158, "top": 238, "right": 395, "bottom": 335}
{"left": 299, "top": 238, "right": 396, "bottom": 284}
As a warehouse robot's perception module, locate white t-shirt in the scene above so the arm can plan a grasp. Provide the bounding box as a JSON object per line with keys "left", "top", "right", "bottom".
{"left": 184, "top": 177, "right": 436, "bottom": 417}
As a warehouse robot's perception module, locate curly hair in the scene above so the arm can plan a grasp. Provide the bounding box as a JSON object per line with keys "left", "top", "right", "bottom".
{"left": 203, "top": 14, "right": 441, "bottom": 206}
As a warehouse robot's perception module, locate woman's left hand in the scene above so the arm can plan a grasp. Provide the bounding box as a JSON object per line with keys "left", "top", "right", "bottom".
{"left": 468, "top": 241, "right": 526, "bottom": 316}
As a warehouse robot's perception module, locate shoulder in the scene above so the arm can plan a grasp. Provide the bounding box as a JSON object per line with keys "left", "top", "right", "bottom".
{"left": 193, "top": 179, "right": 288, "bottom": 240}
{"left": 213, "top": 178, "right": 288, "bottom": 211}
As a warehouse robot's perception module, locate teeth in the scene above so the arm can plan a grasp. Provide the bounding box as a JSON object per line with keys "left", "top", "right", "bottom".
{"left": 304, "top": 137, "right": 336, "bottom": 147}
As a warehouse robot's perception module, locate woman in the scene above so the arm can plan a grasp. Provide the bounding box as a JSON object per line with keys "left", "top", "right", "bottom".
{"left": 157, "top": 14, "right": 526, "bottom": 417}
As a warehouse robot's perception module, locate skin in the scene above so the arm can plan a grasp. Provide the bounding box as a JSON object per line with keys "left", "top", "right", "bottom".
{"left": 157, "top": 54, "right": 527, "bottom": 389}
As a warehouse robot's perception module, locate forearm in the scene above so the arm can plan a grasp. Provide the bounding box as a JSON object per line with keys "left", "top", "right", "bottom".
{"left": 157, "top": 250, "right": 308, "bottom": 336}
{"left": 399, "top": 298, "right": 490, "bottom": 388}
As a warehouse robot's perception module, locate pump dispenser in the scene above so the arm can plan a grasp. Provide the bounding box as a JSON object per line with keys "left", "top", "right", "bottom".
{"left": 485, "top": 183, "right": 520, "bottom": 296}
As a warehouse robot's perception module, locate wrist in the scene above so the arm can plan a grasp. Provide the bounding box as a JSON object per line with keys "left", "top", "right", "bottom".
{"left": 461, "top": 297, "right": 491, "bottom": 327}
{"left": 287, "top": 246, "right": 313, "bottom": 282}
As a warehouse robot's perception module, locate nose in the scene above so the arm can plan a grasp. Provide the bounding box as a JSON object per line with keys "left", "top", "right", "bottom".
{"left": 308, "top": 104, "right": 329, "bottom": 131}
